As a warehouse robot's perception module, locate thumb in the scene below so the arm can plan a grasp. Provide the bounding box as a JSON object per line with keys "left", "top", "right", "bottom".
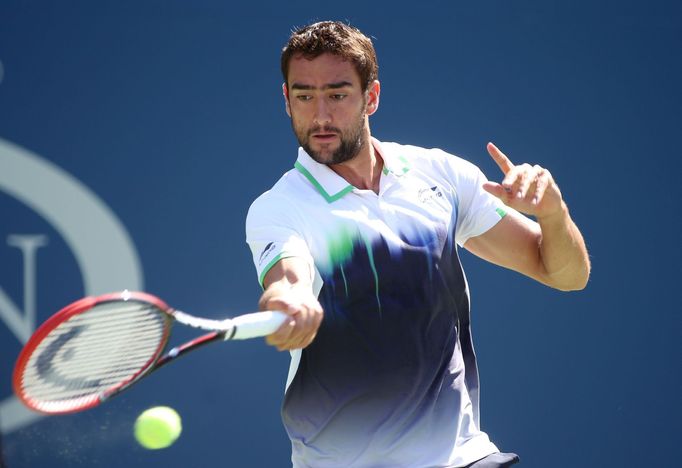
{"left": 482, "top": 181, "right": 509, "bottom": 200}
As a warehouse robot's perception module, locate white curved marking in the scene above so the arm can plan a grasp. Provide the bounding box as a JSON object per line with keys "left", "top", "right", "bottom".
{"left": 0, "top": 137, "right": 144, "bottom": 434}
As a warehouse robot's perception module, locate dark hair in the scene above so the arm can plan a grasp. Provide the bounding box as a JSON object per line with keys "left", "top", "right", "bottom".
{"left": 281, "top": 21, "right": 379, "bottom": 92}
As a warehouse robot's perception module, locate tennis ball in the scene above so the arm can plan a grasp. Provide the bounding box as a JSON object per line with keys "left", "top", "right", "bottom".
{"left": 134, "top": 406, "right": 182, "bottom": 449}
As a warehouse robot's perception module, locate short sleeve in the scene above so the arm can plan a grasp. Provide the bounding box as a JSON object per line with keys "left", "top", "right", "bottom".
{"left": 245, "top": 192, "right": 314, "bottom": 287}
{"left": 443, "top": 154, "right": 508, "bottom": 247}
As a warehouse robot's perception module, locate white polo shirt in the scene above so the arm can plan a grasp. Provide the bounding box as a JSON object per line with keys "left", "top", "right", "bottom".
{"left": 246, "top": 138, "right": 507, "bottom": 468}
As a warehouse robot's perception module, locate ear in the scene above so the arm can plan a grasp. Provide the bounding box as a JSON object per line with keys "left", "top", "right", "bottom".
{"left": 365, "top": 80, "right": 381, "bottom": 116}
{"left": 282, "top": 83, "right": 291, "bottom": 117}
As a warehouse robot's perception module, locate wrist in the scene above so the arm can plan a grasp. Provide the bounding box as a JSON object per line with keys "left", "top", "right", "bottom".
{"left": 536, "top": 201, "right": 569, "bottom": 225}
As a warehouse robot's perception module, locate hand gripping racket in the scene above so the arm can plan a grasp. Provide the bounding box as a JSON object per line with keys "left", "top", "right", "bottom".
{"left": 12, "top": 291, "right": 286, "bottom": 415}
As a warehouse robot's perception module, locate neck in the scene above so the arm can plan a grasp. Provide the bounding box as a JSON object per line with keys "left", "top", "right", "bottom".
{"left": 330, "top": 135, "right": 383, "bottom": 194}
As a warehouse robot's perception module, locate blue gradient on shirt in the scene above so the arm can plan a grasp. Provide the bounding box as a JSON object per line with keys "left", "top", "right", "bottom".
{"left": 282, "top": 229, "right": 482, "bottom": 467}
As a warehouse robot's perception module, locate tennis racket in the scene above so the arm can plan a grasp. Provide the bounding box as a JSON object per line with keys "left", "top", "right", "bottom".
{"left": 13, "top": 290, "right": 287, "bottom": 415}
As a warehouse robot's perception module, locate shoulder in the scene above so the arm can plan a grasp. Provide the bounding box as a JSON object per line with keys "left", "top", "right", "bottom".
{"left": 246, "top": 165, "right": 329, "bottom": 234}
{"left": 380, "top": 140, "right": 485, "bottom": 181}
{"left": 247, "top": 169, "right": 302, "bottom": 223}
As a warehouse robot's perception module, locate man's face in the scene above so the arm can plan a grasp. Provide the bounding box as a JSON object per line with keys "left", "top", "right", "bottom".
{"left": 284, "top": 53, "right": 374, "bottom": 166}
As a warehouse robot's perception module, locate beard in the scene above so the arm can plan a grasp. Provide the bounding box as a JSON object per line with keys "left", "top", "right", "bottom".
{"left": 292, "top": 109, "right": 367, "bottom": 166}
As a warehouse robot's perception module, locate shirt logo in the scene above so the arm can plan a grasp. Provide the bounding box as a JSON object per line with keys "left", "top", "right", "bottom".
{"left": 418, "top": 186, "right": 443, "bottom": 203}
{"left": 258, "top": 242, "right": 277, "bottom": 266}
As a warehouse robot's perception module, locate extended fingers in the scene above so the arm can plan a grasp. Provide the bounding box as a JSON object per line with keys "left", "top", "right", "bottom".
{"left": 501, "top": 163, "right": 533, "bottom": 197}
{"left": 484, "top": 141, "right": 563, "bottom": 216}
{"left": 500, "top": 164, "right": 553, "bottom": 206}
{"left": 487, "top": 142, "right": 514, "bottom": 174}
{"left": 487, "top": 143, "right": 532, "bottom": 197}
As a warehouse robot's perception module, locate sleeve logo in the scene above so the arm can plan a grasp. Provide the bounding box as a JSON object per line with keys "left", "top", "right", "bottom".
{"left": 258, "top": 242, "right": 277, "bottom": 266}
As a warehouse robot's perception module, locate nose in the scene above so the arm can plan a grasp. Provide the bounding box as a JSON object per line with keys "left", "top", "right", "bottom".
{"left": 313, "top": 99, "right": 332, "bottom": 127}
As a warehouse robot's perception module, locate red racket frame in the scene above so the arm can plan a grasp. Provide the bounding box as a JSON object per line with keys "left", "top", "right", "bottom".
{"left": 13, "top": 291, "right": 172, "bottom": 414}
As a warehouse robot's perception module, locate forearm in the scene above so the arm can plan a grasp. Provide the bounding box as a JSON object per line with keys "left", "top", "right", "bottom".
{"left": 259, "top": 259, "right": 314, "bottom": 310}
{"left": 537, "top": 202, "right": 590, "bottom": 291}
{"left": 257, "top": 256, "right": 323, "bottom": 350}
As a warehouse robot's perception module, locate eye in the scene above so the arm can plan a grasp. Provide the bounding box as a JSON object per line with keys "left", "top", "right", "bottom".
{"left": 330, "top": 94, "right": 347, "bottom": 101}
{"left": 295, "top": 95, "right": 312, "bottom": 102}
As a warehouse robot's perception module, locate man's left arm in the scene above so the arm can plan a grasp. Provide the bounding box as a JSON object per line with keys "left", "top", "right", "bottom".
{"left": 464, "top": 142, "right": 590, "bottom": 291}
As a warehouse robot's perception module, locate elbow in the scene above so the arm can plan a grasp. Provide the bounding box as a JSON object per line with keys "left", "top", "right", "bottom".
{"left": 554, "top": 261, "right": 591, "bottom": 292}
{"left": 558, "top": 278, "right": 588, "bottom": 292}
{"left": 576, "top": 271, "right": 591, "bottom": 291}
{"left": 575, "top": 269, "right": 591, "bottom": 291}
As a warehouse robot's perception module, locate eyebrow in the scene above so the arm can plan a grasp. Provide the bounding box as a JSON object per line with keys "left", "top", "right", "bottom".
{"left": 290, "top": 81, "right": 354, "bottom": 91}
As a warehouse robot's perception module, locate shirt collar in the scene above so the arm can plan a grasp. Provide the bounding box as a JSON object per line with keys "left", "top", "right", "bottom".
{"left": 294, "top": 149, "right": 354, "bottom": 203}
{"left": 294, "top": 137, "right": 411, "bottom": 203}
{"left": 376, "top": 138, "right": 411, "bottom": 177}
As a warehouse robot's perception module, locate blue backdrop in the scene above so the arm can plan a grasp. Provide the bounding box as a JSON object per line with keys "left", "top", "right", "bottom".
{"left": 1, "top": 1, "right": 680, "bottom": 467}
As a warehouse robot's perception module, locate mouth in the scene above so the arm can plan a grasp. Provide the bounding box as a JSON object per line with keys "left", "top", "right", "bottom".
{"left": 312, "top": 133, "right": 338, "bottom": 142}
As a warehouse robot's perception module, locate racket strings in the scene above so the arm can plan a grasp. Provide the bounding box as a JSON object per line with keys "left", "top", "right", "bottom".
{"left": 19, "top": 301, "right": 168, "bottom": 412}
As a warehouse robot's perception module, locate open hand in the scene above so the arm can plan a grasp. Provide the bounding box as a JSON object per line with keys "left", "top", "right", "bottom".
{"left": 482, "top": 142, "right": 564, "bottom": 220}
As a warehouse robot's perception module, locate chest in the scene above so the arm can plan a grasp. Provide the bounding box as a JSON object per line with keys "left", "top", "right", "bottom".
{"left": 301, "top": 172, "right": 458, "bottom": 276}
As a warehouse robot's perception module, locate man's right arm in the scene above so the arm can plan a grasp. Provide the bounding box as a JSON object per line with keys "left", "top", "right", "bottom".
{"left": 259, "top": 256, "right": 324, "bottom": 351}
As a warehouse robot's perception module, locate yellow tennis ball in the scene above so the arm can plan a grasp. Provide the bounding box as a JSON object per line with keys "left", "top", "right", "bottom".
{"left": 134, "top": 406, "right": 182, "bottom": 449}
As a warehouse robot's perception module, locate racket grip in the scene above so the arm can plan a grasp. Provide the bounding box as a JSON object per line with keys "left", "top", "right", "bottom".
{"left": 229, "top": 311, "right": 288, "bottom": 340}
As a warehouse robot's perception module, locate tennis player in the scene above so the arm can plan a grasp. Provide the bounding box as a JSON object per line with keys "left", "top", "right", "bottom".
{"left": 246, "top": 21, "right": 590, "bottom": 468}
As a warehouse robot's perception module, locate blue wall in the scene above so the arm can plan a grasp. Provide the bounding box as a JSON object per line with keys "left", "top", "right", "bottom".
{"left": 1, "top": 1, "right": 680, "bottom": 466}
